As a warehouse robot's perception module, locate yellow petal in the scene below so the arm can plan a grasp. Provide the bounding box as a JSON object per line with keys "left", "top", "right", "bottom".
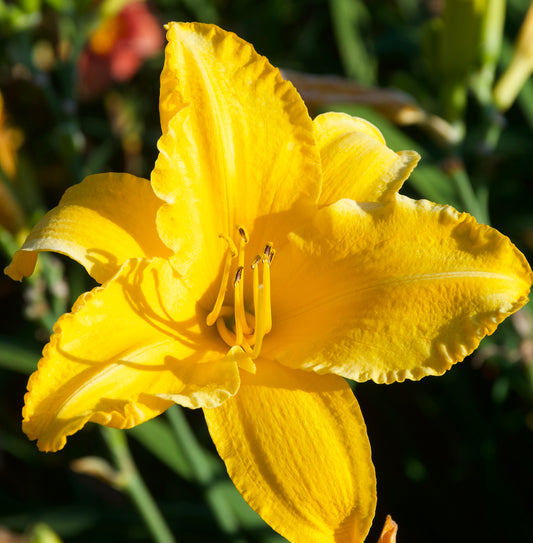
{"left": 152, "top": 22, "right": 321, "bottom": 278}
{"left": 5, "top": 173, "right": 171, "bottom": 284}
{"left": 23, "top": 257, "right": 239, "bottom": 452}
{"left": 377, "top": 516, "right": 398, "bottom": 543}
{"left": 204, "top": 360, "right": 376, "bottom": 543}
{"left": 314, "top": 112, "right": 419, "bottom": 205}
{"left": 269, "top": 196, "right": 532, "bottom": 383}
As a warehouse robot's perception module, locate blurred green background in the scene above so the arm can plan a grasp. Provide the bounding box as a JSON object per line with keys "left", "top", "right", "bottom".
{"left": 0, "top": 1, "right": 532, "bottom": 542}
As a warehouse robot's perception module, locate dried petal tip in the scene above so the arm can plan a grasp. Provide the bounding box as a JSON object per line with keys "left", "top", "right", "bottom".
{"left": 377, "top": 515, "right": 398, "bottom": 543}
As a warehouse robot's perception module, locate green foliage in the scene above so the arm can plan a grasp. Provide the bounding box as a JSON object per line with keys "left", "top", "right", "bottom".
{"left": 329, "top": 0, "right": 375, "bottom": 84}
{"left": 0, "top": 0, "right": 42, "bottom": 33}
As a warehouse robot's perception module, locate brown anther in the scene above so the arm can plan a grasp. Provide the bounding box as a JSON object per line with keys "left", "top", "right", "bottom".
{"left": 237, "top": 225, "right": 248, "bottom": 243}
{"left": 262, "top": 243, "right": 275, "bottom": 265}
{"left": 234, "top": 266, "right": 244, "bottom": 287}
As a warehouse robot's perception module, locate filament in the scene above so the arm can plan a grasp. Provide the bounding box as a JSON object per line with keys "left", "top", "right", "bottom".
{"left": 250, "top": 284, "right": 266, "bottom": 359}
{"left": 234, "top": 226, "right": 253, "bottom": 336}
{"left": 206, "top": 235, "right": 237, "bottom": 326}
{"left": 251, "top": 254, "right": 261, "bottom": 317}
{"left": 261, "top": 245, "right": 273, "bottom": 334}
{"left": 216, "top": 314, "right": 237, "bottom": 346}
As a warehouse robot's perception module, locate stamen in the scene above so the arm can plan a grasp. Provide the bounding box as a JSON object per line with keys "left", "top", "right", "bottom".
{"left": 216, "top": 316, "right": 237, "bottom": 346}
{"left": 250, "top": 284, "right": 266, "bottom": 358}
{"left": 236, "top": 226, "right": 247, "bottom": 269}
{"left": 214, "top": 306, "right": 236, "bottom": 346}
{"left": 207, "top": 229, "right": 274, "bottom": 361}
{"left": 206, "top": 236, "right": 237, "bottom": 326}
{"left": 234, "top": 267, "right": 252, "bottom": 344}
{"left": 234, "top": 226, "right": 253, "bottom": 337}
{"left": 261, "top": 253, "right": 272, "bottom": 334}
{"left": 263, "top": 242, "right": 275, "bottom": 264}
{"left": 251, "top": 255, "right": 261, "bottom": 316}
{"left": 234, "top": 265, "right": 244, "bottom": 287}
{"left": 237, "top": 225, "right": 249, "bottom": 243}
{"left": 220, "top": 233, "right": 238, "bottom": 257}
{"left": 247, "top": 250, "right": 274, "bottom": 356}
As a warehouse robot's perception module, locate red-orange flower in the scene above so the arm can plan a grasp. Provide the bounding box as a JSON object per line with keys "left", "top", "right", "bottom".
{"left": 78, "top": 1, "right": 163, "bottom": 98}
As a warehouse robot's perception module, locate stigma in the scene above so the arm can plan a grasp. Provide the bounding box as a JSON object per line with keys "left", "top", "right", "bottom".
{"left": 206, "top": 226, "right": 274, "bottom": 366}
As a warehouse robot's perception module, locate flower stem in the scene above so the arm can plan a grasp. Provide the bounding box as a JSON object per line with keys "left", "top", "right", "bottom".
{"left": 101, "top": 427, "right": 177, "bottom": 543}
{"left": 166, "top": 406, "right": 245, "bottom": 541}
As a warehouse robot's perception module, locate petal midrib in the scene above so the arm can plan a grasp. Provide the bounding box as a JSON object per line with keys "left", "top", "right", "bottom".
{"left": 276, "top": 270, "right": 525, "bottom": 324}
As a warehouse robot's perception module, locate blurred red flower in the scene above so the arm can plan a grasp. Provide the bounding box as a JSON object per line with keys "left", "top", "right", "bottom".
{"left": 79, "top": 1, "right": 164, "bottom": 98}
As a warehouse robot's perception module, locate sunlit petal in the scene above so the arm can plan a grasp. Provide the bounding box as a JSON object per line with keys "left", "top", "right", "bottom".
{"left": 23, "top": 257, "right": 238, "bottom": 452}
{"left": 269, "top": 196, "right": 532, "bottom": 383}
{"left": 5, "top": 173, "right": 171, "bottom": 284}
{"left": 204, "top": 360, "right": 376, "bottom": 543}
{"left": 314, "top": 112, "right": 419, "bottom": 205}
{"left": 153, "top": 22, "right": 321, "bottom": 281}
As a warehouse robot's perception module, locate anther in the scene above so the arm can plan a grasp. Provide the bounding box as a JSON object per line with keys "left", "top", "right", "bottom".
{"left": 262, "top": 243, "right": 275, "bottom": 264}
{"left": 237, "top": 225, "right": 249, "bottom": 243}
{"left": 234, "top": 266, "right": 244, "bottom": 287}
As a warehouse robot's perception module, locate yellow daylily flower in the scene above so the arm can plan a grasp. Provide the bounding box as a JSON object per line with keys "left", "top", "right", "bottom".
{"left": 5, "top": 22, "right": 532, "bottom": 543}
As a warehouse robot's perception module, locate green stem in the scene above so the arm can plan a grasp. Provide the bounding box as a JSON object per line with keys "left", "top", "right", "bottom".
{"left": 166, "top": 406, "right": 211, "bottom": 484}
{"left": 449, "top": 164, "right": 489, "bottom": 225}
{"left": 102, "top": 427, "right": 177, "bottom": 543}
{"left": 482, "top": 110, "right": 505, "bottom": 153}
{"left": 166, "top": 406, "right": 245, "bottom": 541}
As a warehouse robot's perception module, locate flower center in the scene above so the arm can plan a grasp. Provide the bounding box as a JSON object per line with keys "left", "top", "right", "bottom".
{"left": 206, "top": 226, "right": 274, "bottom": 362}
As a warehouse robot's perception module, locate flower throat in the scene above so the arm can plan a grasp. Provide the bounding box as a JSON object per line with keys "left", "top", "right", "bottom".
{"left": 206, "top": 226, "right": 274, "bottom": 360}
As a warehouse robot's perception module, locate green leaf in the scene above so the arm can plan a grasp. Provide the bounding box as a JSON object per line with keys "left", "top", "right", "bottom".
{"left": 0, "top": 338, "right": 39, "bottom": 374}
{"left": 329, "top": 0, "right": 375, "bottom": 84}
{"left": 127, "top": 418, "right": 192, "bottom": 480}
